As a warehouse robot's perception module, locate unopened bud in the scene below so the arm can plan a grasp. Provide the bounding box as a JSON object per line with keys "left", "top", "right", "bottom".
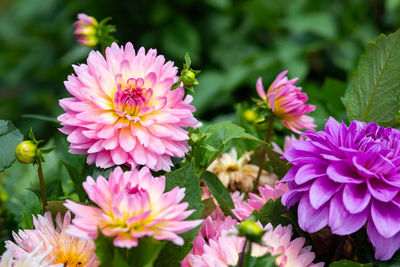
{"left": 190, "top": 132, "right": 202, "bottom": 144}
{"left": 244, "top": 109, "right": 257, "bottom": 122}
{"left": 73, "top": 13, "right": 99, "bottom": 47}
{"left": 238, "top": 220, "right": 264, "bottom": 242}
{"left": 15, "top": 141, "right": 38, "bottom": 164}
{"left": 182, "top": 70, "right": 197, "bottom": 86}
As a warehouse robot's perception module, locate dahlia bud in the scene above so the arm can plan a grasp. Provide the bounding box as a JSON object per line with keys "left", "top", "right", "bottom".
{"left": 73, "top": 13, "right": 99, "bottom": 47}
{"left": 182, "top": 70, "right": 198, "bottom": 86}
{"left": 244, "top": 109, "right": 257, "bottom": 122}
{"left": 15, "top": 140, "right": 38, "bottom": 164}
{"left": 237, "top": 220, "right": 264, "bottom": 242}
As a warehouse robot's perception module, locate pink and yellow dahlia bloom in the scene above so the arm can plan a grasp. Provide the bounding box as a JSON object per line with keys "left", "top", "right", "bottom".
{"left": 65, "top": 167, "right": 202, "bottom": 248}
{"left": 58, "top": 42, "right": 199, "bottom": 171}
{"left": 73, "top": 13, "right": 99, "bottom": 47}
{"left": 190, "top": 224, "right": 323, "bottom": 267}
{"left": 5, "top": 212, "right": 98, "bottom": 267}
{"left": 256, "top": 71, "right": 316, "bottom": 134}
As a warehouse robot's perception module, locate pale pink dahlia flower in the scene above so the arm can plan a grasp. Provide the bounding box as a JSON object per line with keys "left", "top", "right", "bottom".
{"left": 190, "top": 224, "right": 323, "bottom": 267}
{"left": 64, "top": 167, "right": 202, "bottom": 248}
{"left": 5, "top": 212, "right": 98, "bottom": 267}
{"left": 233, "top": 182, "right": 289, "bottom": 221}
{"left": 58, "top": 42, "right": 199, "bottom": 171}
{"left": 0, "top": 243, "right": 63, "bottom": 267}
{"left": 256, "top": 71, "right": 316, "bottom": 134}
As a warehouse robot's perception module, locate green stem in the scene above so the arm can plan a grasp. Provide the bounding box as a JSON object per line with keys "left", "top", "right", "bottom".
{"left": 254, "top": 114, "right": 275, "bottom": 191}
{"left": 36, "top": 159, "right": 47, "bottom": 212}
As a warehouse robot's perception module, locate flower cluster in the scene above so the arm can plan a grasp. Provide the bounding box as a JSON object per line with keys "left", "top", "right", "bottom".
{"left": 65, "top": 167, "right": 202, "bottom": 248}
{"left": 281, "top": 117, "right": 400, "bottom": 260}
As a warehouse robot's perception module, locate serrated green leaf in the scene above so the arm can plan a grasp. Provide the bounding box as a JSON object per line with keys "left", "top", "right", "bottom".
{"left": 0, "top": 120, "right": 23, "bottom": 172}
{"left": 258, "top": 197, "right": 289, "bottom": 227}
{"left": 154, "top": 162, "right": 203, "bottom": 267}
{"left": 201, "top": 171, "right": 235, "bottom": 218}
{"left": 345, "top": 28, "right": 400, "bottom": 125}
{"left": 329, "top": 260, "right": 372, "bottom": 267}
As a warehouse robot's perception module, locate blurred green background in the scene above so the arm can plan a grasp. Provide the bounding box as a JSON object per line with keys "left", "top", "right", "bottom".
{"left": 1, "top": 0, "right": 400, "bottom": 246}
{"left": 2, "top": 0, "right": 400, "bottom": 138}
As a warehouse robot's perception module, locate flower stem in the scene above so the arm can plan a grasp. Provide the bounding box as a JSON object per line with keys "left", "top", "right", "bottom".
{"left": 254, "top": 114, "right": 275, "bottom": 191}
{"left": 36, "top": 159, "right": 47, "bottom": 212}
{"left": 238, "top": 238, "right": 248, "bottom": 267}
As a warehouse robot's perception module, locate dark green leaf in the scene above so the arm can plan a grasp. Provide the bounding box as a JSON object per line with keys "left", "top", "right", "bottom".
{"left": 112, "top": 250, "right": 129, "bottom": 267}
{"left": 0, "top": 120, "right": 23, "bottom": 172}
{"left": 60, "top": 160, "right": 86, "bottom": 201}
{"left": 200, "top": 197, "right": 217, "bottom": 219}
{"left": 155, "top": 162, "right": 203, "bottom": 267}
{"left": 345, "top": 28, "right": 400, "bottom": 125}
{"left": 126, "top": 238, "right": 166, "bottom": 267}
{"left": 258, "top": 198, "right": 289, "bottom": 227}
{"left": 329, "top": 260, "right": 372, "bottom": 267}
{"left": 202, "top": 171, "right": 235, "bottom": 218}
{"left": 265, "top": 144, "right": 290, "bottom": 179}
{"left": 95, "top": 230, "right": 115, "bottom": 267}
{"left": 231, "top": 253, "right": 278, "bottom": 267}
{"left": 45, "top": 201, "right": 68, "bottom": 216}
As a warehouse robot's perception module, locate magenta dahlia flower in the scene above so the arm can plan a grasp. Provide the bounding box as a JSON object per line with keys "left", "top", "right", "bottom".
{"left": 281, "top": 117, "right": 400, "bottom": 260}
{"left": 73, "top": 13, "right": 99, "bottom": 47}
{"left": 64, "top": 167, "right": 202, "bottom": 248}
{"left": 58, "top": 42, "right": 199, "bottom": 171}
{"left": 256, "top": 71, "right": 316, "bottom": 133}
{"left": 5, "top": 211, "right": 98, "bottom": 266}
{"left": 190, "top": 224, "right": 323, "bottom": 267}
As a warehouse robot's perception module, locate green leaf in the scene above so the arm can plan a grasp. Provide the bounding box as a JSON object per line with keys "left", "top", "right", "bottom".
{"left": 194, "top": 121, "right": 262, "bottom": 173}
{"left": 345, "top": 28, "right": 400, "bottom": 125}
{"left": 112, "top": 250, "right": 129, "bottom": 267}
{"left": 95, "top": 230, "right": 115, "bottom": 267}
{"left": 45, "top": 200, "right": 68, "bottom": 216}
{"left": 258, "top": 198, "right": 289, "bottom": 227}
{"left": 329, "top": 260, "right": 372, "bottom": 267}
{"left": 60, "top": 160, "right": 86, "bottom": 201}
{"left": 231, "top": 253, "right": 278, "bottom": 267}
{"left": 184, "top": 52, "right": 191, "bottom": 68}
{"left": 265, "top": 144, "right": 290, "bottom": 179}
{"left": 155, "top": 162, "right": 203, "bottom": 267}
{"left": 126, "top": 238, "right": 166, "bottom": 267}
{"left": 201, "top": 171, "right": 235, "bottom": 218}
{"left": 0, "top": 120, "right": 23, "bottom": 172}
{"left": 200, "top": 197, "right": 217, "bottom": 219}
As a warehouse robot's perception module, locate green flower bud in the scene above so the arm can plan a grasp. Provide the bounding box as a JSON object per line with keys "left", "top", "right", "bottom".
{"left": 15, "top": 140, "right": 38, "bottom": 164}
{"left": 190, "top": 132, "right": 202, "bottom": 144}
{"left": 238, "top": 220, "right": 264, "bottom": 242}
{"left": 244, "top": 109, "right": 257, "bottom": 122}
{"left": 182, "top": 70, "right": 197, "bottom": 86}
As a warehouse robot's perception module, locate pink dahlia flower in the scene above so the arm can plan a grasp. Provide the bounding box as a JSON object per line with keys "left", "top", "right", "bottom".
{"left": 73, "top": 13, "right": 99, "bottom": 47}
{"left": 190, "top": 224, "right": 323, "bottom": 267}
{"left": 281, "top": 117, "right": 400, "bottom": 260}
{"left": 0, "top": 243, "right": 63, "bottom": 267}
{"left": 5, "top": 211, "right": 98, "bottom": 267}
{"left": 256, "top": 71, "right": 316, "bottom": 133}
{"left": 65, "top": 167, "right": 202, "bottom": 248}
{"left": 58, "top": 42, "right": 199, "bottom": 171}
{"left": 233, "top": 182, "right": 289, "bottom": 221}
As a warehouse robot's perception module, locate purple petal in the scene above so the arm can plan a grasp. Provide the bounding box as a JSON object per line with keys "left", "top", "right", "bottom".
{"left": 329, "top": 193, "right": 368, "bottom": 235}
{"left": 353, "top": 156, "right": 378, "bottom": 178}
{"left": 343, "top": 183, "right": 371, "bottom": 214}
{"left": 281, "top": 166, "right": 298, "bottom": 183}
{"left": 326, "top": 162, "right": 364, "bottom": 184}
{"left": 367, "top": 220, "right": 400, "bottom": 261}
{"left": 281, "top": 181, "right": 310, "bottom": 208}
{"left": 367, "top": 178, "right": 398, "bottom": 202}
{"left": 298, "top": 194, "right": 329, "bottom": 233}
{"left": 371, "top": 200, "right": 400, "bottom": 238}
{"left": 309, "top": 176, "right": 342, "bottom": 209}
{"left": 295, "top": 164, "right": 325, "bottom": 184}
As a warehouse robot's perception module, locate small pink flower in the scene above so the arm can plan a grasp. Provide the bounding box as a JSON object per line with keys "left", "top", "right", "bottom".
{"left": 190, "top": 224, "right": 323, "bottom": 267}
{"left": 272, "top": 134, "right": 307, "bottom": 155}
{"left": 5, "top": 212, "right": 98, "bottom": 267}
{"left": 73, "top": 13, "right": 99, "bottom": 47}
{"left": 233, "top": 182, "right": 289, "bottom": 221}
{"left": 257, "top": 71, "right": 316, "bottom": 134}
{"left": 58, "top": 43, "right": 199, "bottom": 171}
{"left": 64, "top": 167, "right": 202, "bottom": 248}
